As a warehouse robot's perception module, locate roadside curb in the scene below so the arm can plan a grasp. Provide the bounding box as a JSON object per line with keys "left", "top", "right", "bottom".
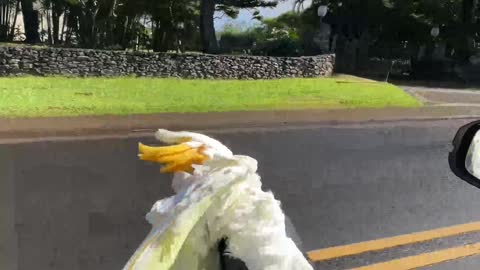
{"left": 1, "top": 106, "right": 480, "bottom": 141}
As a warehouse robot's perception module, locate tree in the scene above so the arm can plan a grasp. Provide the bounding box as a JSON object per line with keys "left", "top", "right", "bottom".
{"left": 20, "top": 0, "right": 40, "bottom": 43}
{"left": 298, "top": 0, "right": 476, "bottom": 59}
{"left": 200, "top": 0, "right": 217, "bottom": 53}
{"left": 47, "top": 0, "right": 66, "bottom": 44}
{"left": 463, "top": 0, "right": 478, "bottom": 23}
{"left": 145, "top": 0, "right": 198, "bottom": 52}
{"left": 461, "top": 0, "right": 479, "bottom": 58}
{"left": 200, "top": 0, "right": 280, "bottom": 54}
{"left": 0, "top": 0, "right": 20, "bottom": 41}
{"left": 62, "top": 0, "right": 126, "bottom": 48}
{"left": 76, "top": 0, "right": 102, "bottom": 47}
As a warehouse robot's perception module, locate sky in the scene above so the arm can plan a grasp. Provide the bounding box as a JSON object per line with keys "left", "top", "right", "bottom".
{"left": 214, "top": 0, "right": 313, "bottom": 31}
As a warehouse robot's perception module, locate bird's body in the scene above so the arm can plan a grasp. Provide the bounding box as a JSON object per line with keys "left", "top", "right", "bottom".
{"left": 123, "top": 129, "right": 313, "bottom": 270}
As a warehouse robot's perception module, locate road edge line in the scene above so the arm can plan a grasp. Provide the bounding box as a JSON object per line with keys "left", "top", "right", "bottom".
{"left": 349, "top": 242, "right": 480, "bottom": 270}
{"left": 307, "top": 221, "right": 480, "bottom": 262}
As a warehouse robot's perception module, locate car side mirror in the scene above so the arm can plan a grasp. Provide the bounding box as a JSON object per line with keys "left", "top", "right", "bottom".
{"left": 449, "top": 120, "right": 480, "bottom": 188}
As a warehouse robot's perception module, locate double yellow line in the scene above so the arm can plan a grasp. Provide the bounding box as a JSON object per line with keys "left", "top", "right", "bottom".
{"left": 307, "top": 221, "right": 480, "bottom": 270}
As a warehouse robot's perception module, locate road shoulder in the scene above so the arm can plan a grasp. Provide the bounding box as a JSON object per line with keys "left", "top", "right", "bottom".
{"left": 1, "top": 106, "right": 480, "bottom": 140}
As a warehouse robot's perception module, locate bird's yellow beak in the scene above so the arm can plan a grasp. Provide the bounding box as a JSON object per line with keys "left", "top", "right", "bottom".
{"left": 138, "top": 140, "right": 209, "bottom": 173}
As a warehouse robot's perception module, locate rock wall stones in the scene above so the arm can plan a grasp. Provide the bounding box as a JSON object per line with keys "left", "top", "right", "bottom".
{"left": 0, "top": 46, "right": 335, "bottom": 79}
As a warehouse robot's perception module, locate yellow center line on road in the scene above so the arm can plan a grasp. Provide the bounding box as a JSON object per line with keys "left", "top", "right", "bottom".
{"left": 349, "top": 242, "right": 480, "bottom": 270}
{"left": 307, "top": 221, "right": 480, "bottom": 262}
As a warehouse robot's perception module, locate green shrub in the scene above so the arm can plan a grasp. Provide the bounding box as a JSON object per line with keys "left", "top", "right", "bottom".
{"left": 219, "top": 31, "right": 256, "bottom": 53}
{"left": 253, "top": 38, "right": 302, "bottom": 57}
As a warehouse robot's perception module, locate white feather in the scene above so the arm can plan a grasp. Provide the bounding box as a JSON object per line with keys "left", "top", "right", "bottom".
{"left": 155, "top": 129, "right": 234, "bottom": 159}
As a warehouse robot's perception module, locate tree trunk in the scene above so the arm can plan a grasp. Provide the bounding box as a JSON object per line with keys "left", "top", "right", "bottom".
{"left": 51, "top": 6, "right": 61, "bottom": 44}
{"left": 0, "top": 3, "right": 10, "bottom": 41}
{"left": 76, "top": 1, "right": 99, "bottom": 48}
{"left": 39, "top": 10, "right": 43, "bottom": 41}
{"left": 152, "top": 19, "right": 163, "bottom": 52}
{"left": 90, "top": 10, "right": 98, "bottom": 48}
{"left": 461, "top": 0, "right": 478, "bottom": 59}
{"left": 60, "top": 7, "right": 68, "bottom": 43}
{"left": 20, "top": 0, "right": 40, "bottom": 43}
{"left": 9, "top": 0, "right": 20, "bottom": 40}
{"left": 463, "top": 0, "right": 478, "bottom": 24}
{"left": 152, "top": 17, "right": 175, "bottom": 52}
{"left": 46, "top": 9, "right": 53, "bottom": 45}
{"left": 200, "top": 0, "right": 218, "bottom": 54}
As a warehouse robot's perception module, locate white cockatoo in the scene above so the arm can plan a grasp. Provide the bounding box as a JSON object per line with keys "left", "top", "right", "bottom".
{"left": 122, "top": 129, "right": 314, "bottom": 270}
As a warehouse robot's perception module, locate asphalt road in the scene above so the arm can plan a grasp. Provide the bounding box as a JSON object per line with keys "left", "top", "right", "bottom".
{"left": 2, "top": 119, "right": 480, "bottom": 270}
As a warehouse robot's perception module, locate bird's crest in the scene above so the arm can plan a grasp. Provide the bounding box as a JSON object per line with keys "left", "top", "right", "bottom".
{"left": 138, "top": 129, "right": 233, "bottom": 173}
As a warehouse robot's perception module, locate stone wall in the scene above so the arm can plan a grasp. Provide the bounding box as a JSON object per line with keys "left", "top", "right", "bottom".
{"left": 0, "top": 46, "right": 335, "bottom": 79}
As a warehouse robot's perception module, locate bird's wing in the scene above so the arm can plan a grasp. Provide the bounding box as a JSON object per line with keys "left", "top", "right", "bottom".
{"left": 123, "top": 156, "right": 251, "bottom": 270}
{"left": 214, "top": 184, "right": 314, "bottom": 270}
{"left": 122, "top": 188, "right": 218, "bottom": 270}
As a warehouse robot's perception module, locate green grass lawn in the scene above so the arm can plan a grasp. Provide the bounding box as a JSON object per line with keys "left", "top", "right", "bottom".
{"left": 0, "top": 76, "right": 422, "bottom": 118}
